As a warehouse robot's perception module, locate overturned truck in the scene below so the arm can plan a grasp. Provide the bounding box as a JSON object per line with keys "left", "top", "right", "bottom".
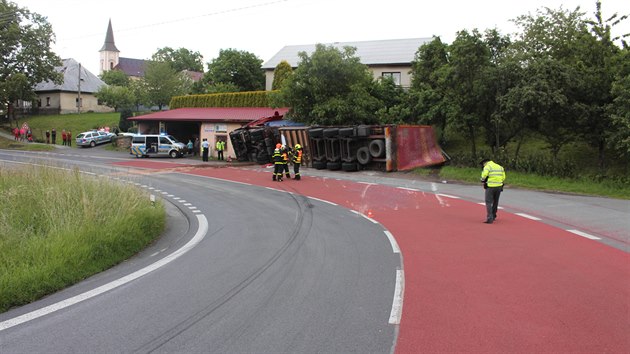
{"left": 229, "top": 123, "right": 446, "bottom": 172}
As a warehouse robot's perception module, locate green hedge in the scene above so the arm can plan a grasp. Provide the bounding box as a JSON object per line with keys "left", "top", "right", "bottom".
{"left": 170, "top": 91, "right": 279, "bottom": 109}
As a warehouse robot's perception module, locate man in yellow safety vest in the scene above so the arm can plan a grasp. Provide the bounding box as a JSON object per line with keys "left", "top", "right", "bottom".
{"left": 480, "top": 159, "right": 506, "bottom": 224}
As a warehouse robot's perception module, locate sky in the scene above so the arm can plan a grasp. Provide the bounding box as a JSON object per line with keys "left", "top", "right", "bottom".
{"left": 14, "top": 0, "right": 630, "bottom": 75}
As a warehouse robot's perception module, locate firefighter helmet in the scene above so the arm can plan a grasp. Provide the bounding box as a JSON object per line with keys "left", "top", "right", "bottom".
{"left": 276, "top": 143, "right": 282, "bottom": 149}
{"left": 294, "top": 144, "right": 302, "bottom": 150}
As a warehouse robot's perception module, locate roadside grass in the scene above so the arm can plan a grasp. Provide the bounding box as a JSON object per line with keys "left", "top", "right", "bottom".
{"left": 1, "top": 112, "right": 121, "bottom": 144}
{"left": 0, "top": 165, "right": 165, "bottom": 313}
{"left": 428, "top": 165, "right": 630, "bottom": 199}
{"left": 0, "top": 136, "right": 55, "bottom": 151}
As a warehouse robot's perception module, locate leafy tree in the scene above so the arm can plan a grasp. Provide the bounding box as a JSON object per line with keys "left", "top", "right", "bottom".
{"left": 409, "top": 37, "right": 455, "bottom": 143}
{"left": 608, "top": 47, "right": 630, "bottom": 158}
{"left": 99, "top": 69, "right": 129, "bottom": 87}
{"left": 0, "top": 0, "right": 62, "bottom": 122}
{"left": 118, "top": 109, "right": 133, "bottom": 132}
{"left": 143, "top": 61, "right": 191, "bottom": 110}
{"left": 95, "top": 85, "right": 135, "bottom": 112}
{"left": 271, "top": 60, "right": 293, "bottom": 90}
{"left": 204, "top": 82, "right": 239, "bottom": 94}
{"left": 277, "top": 44, "right": 381, "bottom": 125}
{"left": 204, "top": 49, "right": 264, "bottom": 92}
{"left": 445, "top": 29, "right": 493, "bottom": 160}
{"left": 152, "top": 47, "right": 204, "bottom": 72}
{"left": 129, "top": 79, "right": 148, "bottom": 111}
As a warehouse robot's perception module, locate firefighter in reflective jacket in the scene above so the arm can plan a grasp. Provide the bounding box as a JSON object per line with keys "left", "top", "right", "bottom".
{"left": 292, "top": 144, "right": 303, "bottom": 180}
{"left": 272, "top": 144, "right": 284, "bottom": 181}
{"left": 281, "top": 145, "right": 291, "bottom": 179}
{"left": 480, "top": 158, "right": 506, "bottom": 224}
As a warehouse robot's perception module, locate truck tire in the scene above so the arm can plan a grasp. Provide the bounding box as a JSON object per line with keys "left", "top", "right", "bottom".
{"left": 323, "top": 128, "right": 339, "bottom": 138}
{"left": 339, "top": 127, "right": 355, "bottom": 137}
{"left": 326, "top": 161, "right": 341, "bottom": 170}
{"left": 308, "top": 128, "right": 324, "bottom": 138}
{"left": 341, "top": 162, "right": 358, "bottom": 171}
{"left": 369, "top": 139, "right": 385, "bottom": 157}
{"left": 357, "top": 147, "right": 371, "bottom": 165}
{"left": 313, "top": 161, "right": 327, "bottom": 170}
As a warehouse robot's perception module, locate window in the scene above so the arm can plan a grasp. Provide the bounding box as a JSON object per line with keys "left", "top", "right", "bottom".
{"left": 37, "top": 99, "right": 42, "bottom": 107}
{"left": 46, "top": 97, "right": 51, "bottom": 106}
{"left": 382, "top": 72, "right": 401, "bottom": 86}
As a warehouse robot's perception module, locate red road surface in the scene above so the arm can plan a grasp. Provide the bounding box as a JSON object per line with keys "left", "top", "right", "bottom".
{"left": 112, "top": 161, "right": 630, "bottom": 353}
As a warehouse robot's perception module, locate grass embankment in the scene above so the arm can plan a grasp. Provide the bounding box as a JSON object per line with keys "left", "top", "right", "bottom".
{"left": 426, "top": 166, "right": 630, "bottom": 199}
{"left": 0, "top": 166, "right": 165, "bottom": 313}
{"left": 1, "top": 112, "right": 121, "bottom": 144}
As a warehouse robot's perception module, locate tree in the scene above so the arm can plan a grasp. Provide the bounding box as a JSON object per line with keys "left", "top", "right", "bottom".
{"left": 272, "top": 60, "right": 293, "bottom": 90}
{"left": 0, "top": 0, "right": 62, "bottom": 122}
{"left": 99, "top": 69, "right": 130, "bottom": 87}
{"left": 204, "top": 49, "right": 264, "bottom": 92}
{"left": 152, "top": 47, "right": 204, "bottom": 72}
{"left": 143, "top": 61, "right": 191, "bottom": 110}
{"left": 277, "top": 44, "right": 381, "bottom": 125}
{"left": 94, "top": 85, "right": 135, "bottom": 112}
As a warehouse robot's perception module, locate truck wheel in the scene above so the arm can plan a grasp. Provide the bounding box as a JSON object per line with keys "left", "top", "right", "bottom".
{"left": 357, "top": 147, "right": 372, "bottom": 165}
{"left": 326, "top": 162, "right": 341, "bottom": 170}
{"left": 369, "top": 139, "right": 385, "bottom": 157}
{"left": 341, "top": 162, "right": 358, "bottom": 171}
{"left": 308, "top": 128, "right": 324, "bottom": 138}
{"left": 313, "top": 161, "right": 327, "bottom": 170}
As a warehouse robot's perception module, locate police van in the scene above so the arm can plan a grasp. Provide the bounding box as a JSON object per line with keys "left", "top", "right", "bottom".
{"left": 130, "top": 134, "right": 186, "bottom": 158}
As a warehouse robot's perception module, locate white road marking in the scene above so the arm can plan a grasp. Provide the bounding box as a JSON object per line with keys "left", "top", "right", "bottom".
{"left": 389, "top": 269, "right": 404, "bottom": 325}
{"left": 397, "top": 187, "right": 419, "bottom": 192}
{"left": 177, "top": 200, "right": 186, "bottom": 203}
{"left": 358, "top": 182, "right": 376, "bottom": 186}
{"left": 567, "top": 229, "right": 601, "bottom": 240}
{"left": 383, "top": 230, "right": 400, "bottom": 254}
{"left": 0, "top": 215, "right": 209, "bottom": 332}
{"left": 183, "top": 203, "right": 192, "bottom": 206}
{"left": 308, "top": 196, "right": 337, "bottom": 206}
{"left": 436, "top": 193, "right": 459, "bottom": 199}
{"left": 516, "top": 213, "right": 542, "bottom": 221}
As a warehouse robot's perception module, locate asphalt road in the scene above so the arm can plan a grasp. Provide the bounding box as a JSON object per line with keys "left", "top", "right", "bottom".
{"left": 0, "top": 144, "right": 628, "bottom": 353}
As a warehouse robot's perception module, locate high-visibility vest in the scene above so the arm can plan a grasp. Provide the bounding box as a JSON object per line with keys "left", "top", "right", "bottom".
{"left": 292, "top": 150, "right": 302, "bottom": 164}
{"left": 481, "top": 161, "right": 506, "bottom": 187}
{"left": 216, "top": 141, "right": 225, "bottom": 151}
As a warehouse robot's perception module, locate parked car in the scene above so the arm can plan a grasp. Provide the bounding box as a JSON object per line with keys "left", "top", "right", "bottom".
{"left": 76, "top": 130, "right": 115, "bottom": 147}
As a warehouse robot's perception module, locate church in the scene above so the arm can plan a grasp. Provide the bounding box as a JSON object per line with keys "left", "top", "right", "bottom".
{"left": 99, "top": 19, "right": 147, "bottom": 79}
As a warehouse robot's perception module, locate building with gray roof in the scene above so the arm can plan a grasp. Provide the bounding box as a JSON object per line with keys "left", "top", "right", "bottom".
{"left": 262, "top": 38, "right": 432, "bottom": 90}
{"left": 33, "top": 58, "right": 113, "bottom": 114}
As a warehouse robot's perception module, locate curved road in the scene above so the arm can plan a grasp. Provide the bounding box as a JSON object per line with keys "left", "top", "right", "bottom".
{"left": 0, "top": 146, "right": 628, "bottom": 353}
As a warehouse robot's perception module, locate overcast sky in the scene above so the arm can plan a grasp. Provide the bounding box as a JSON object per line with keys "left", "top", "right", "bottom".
{"left": 14, "top": 0, "right": 630, "bottom": 75}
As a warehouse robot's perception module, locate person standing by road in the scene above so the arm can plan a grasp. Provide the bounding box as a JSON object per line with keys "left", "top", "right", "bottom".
{"left": 201, "top": 138, "right": 209, "bottom": 162}
{"left": 51, "top": 128, "right": 56, "bottom": 145}
{"left": 61, "top": 130, "right": 67, "bottom": 146}
{"left": 480, "top": 158, "right": 506, "bottom": 224}
{"left": 281, "top": 145, "right": 291, "bottom": 179}
{"left": 272, "top": 144, "right": 283, "bottom": 181}
{"left": 216, "top": 139, "right": 225, "bottom": 160}
{"left": 45, "top": 130, "right": 50, "bottom": 144}
{"left": 292, "top": 144, "right": 303, "bottom": 180}
{"left": 193, "top": 137, "right": 200, "bottom": 157}
{"left": 67, "top": 130, "right": 72, "bottom": 147}
{"left": 187, "top": 139, "right": 193, "bottom": 155}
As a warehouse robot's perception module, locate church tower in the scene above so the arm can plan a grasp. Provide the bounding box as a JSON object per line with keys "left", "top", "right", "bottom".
{"left": 99, "top": 19, "right": 120, "bottom": 74}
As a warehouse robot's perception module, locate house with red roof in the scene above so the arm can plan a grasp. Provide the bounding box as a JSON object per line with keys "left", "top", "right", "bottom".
{"left": 129, "top": 107, "right": 289, "bottom": 159}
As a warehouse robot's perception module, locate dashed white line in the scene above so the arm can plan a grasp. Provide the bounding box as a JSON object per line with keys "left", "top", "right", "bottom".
{"left": 516, "top": 213, "right": 542, "bottom": 221}
{"left": 307, "top": 196, "right": 337, "bottom": 206}
{"left": 437, "top": 193, "right": 460, "bottom": 199}
{"left": 177, "top": 200, "right": 186, "bottom": 203}
{"left": 389, "top": 269, "right": 404, "bottom": 325}
{"left": 567, "top": 229, "right": 601, "bottom": 240}
{"left": 183, "top": 203, "right": 192, "bottom": 206}
{"left": 397, "top": 187, "right": 419, "bottom": 192}
{"left": 0, "top": 215, "right": 209, "bottom": 332}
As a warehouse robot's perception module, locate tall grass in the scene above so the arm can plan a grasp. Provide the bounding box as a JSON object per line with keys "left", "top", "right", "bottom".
{"left": 0, "top": 166, "right": 165, "bottom": 313}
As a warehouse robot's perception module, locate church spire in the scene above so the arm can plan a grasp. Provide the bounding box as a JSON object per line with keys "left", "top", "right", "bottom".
{"left": 100, "top": 19, "right": 119, "bottom": 52}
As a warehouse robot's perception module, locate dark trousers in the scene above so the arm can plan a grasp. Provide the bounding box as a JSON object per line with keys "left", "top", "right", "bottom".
{"left": 273, "top": 163, "right": 283, "bottom": 180}
{"left": 293, "top": 163, "right": 301, "bottom": 180}
{"left": 217, "top": 150, "right": 224, "bottom": 160}
{"left": 202, "top": 149, "right": 208, "bottom": 162}
{"left": 485, "top": 187, "right": 502, "bottom": 221}
{"left": 283, "top": 163, "right": 290, "bottom": 177}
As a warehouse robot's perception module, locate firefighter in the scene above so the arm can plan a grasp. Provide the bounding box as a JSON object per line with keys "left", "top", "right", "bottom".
{"left": 292, "top": 143, "right": 303, "bottom": 180}
{"left": 272, "top": 143, "right": 283, "bottom": 181}
{"left": 281, "top": 144, "right": 291, "bottom": 179}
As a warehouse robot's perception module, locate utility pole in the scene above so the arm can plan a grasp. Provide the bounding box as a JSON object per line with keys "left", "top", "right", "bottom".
{"left": 77, "top": 62, "right": 82, "bottom": 114}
